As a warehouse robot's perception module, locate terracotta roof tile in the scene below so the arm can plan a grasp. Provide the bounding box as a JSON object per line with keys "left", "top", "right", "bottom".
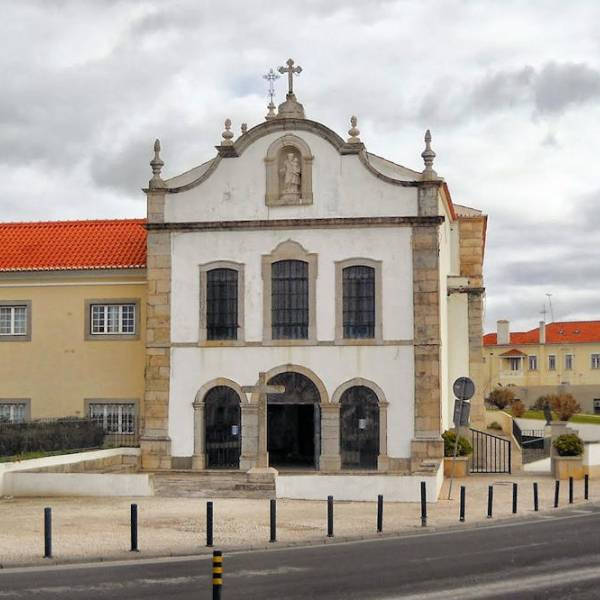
{"left": 0, "top": 219, "right": 147, "bottom": 272}
{"left": 484, "top": 321, "right": 600, "bottom": 346}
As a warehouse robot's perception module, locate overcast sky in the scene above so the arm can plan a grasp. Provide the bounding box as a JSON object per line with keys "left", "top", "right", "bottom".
{"left": 2, "top": 0, "right": 599, "bottom": 333}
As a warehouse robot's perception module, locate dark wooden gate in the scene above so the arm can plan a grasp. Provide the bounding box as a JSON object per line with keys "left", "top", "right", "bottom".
{"left": 340, "top": 386, "right": 379, "bottom": 469}
{"left": 470, "top": 428, "right": 511, "bottom": 474}
{"left": 205, "top": 386, "right": 241, "bottom": 469}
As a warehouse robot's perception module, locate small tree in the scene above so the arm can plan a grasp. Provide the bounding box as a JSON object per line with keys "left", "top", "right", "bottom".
{"left": 550, "top": 393, "right": 581, "bottom": 422}
{"left": 510, "top": 399, "right": 526, "bottom": 418}
{"left": 532, "top": 394, "right": 554, "bottom": 411}
{"left": 488, "top": 387, "right": 515, "bottom": 410}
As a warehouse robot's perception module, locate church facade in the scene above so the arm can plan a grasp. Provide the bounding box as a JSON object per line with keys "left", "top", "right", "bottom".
{"left": 140, "top": 61, "right": 487, "bottom": 496}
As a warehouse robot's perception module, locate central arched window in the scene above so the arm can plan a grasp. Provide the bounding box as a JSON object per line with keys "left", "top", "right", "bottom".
{"left": 271, "top": 260, "right": 309, "bottom": 339}
{"left": 342, "top": 265, "right": 375, "bottom": 339}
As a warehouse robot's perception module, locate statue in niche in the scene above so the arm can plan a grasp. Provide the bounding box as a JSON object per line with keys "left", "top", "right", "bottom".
{"left": 279, "top": 150, "right": 301, "bottom": 202}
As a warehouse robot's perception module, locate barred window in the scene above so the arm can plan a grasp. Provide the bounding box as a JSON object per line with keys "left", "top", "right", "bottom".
{"left": 271, "top": 260, "right": 308, "bottom": 339}
{"left": 89, "top": 402, "right": 136, "bottom": 434}
{"left": 91, "top": 304, "right": 136, "bottom": 335}
{"left": 206, "top": 268, "right": 238, "bottom": 340}
{"left": 343, "top": 265, "right": 375, "bottom": 338}
{"left": 0, "top": 305, "right": 27, "bottom": 336}
{"left": 0, "top": 402, "right": 26, "bottom": 423}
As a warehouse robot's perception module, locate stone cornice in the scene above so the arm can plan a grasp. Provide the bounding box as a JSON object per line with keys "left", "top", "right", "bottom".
{"left": 146, "top": 215, "right": 444, "bottom": 233}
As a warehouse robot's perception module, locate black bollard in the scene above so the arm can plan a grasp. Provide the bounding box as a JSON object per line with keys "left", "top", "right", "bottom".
{"left": 487, "top": 485, "right": 493, "bottom": 518}
{"left": 554, "top": 480, "right": 560, "bottom": 508}
{"left": 533, "top": 482, "right": 539, "bottom": 512}
{"left": 569, "top": 477, "right": 574, "bottom": 504}
{"left": 130, "top": 503, "right": 139, "bottom": 552}
{"left": 212, "top": 550, "right": 223, "bottom": 600}
{"left": 585, "top": 474, "right": 589, "bottom": 500}
{"left": 44, "top": 507, "right": 52, "bottom": 559}
{"left": 420, "top": 481, "right": 427, "bottom": 527}
{"left": 206, "top": 501, "right": 214, "bottom": 547}
{"left": 512, "top": 483, "right": 518, "bottom": 514}
{"left": 377, "top": 495, "right": 383, "bottom": 533}
{"left": 459, "top": 486, "right": 466, "bottom": 522}
{"left": 270, "top": 499, "right": 277, "bottom": 543}
{"left": 327, "top": 496, "right": 334, "bottom": 538}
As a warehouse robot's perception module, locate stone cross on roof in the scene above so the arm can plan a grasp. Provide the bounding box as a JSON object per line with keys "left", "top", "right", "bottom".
{"left": 278, "top": 58, "right": 302, "bottom": 96}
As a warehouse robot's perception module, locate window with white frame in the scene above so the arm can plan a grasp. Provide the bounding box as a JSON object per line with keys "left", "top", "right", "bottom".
{"left": 508, "top": 357, "right": 521, "bottom": 371}
{"left": 0, "top": 305, "right": 27, "bottom": 336}
{"left": 0, "top": 402, "right": 26, "bottom": 423}
{"left": 592, "top": 354, "right": 600, "bottom": 369}
{"left": 88, "top": 402, "right": 136, "bottom": 434}
{"left": 528, "top": 355, "right": 537, "bottom": 371}
{"left": 548, "top": 354, "right": 556, "bottom": 370}
{"left": 90, "top": 304, "right": 136, "bottom": 335}
{"left": 565, "top": 354, "right": 574, "bottom": 370}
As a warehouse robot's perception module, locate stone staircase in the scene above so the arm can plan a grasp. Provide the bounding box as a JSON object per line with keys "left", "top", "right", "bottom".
{"left": 152, "top": 471, "right": 276, "bottom": 499}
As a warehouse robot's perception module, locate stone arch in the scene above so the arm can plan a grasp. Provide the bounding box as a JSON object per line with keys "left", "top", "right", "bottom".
{"left": 331, "top": 377, "right": 387, "bottom": 405}
{"left": 265, "top": 134, "right": 313, "bottom": 206}
{"left": 194, "top": 377, "right": 247, "bottom": 406}
{"left": 250, "top": 364, "right": 329, "bottom": 404}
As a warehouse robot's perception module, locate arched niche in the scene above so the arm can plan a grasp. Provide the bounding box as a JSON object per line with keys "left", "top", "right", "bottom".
{"left": 265, "top": 134, "right": 314, "bottom": 206}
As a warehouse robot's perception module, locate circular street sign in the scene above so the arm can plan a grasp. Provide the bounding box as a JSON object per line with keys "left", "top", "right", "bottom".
{"left": 453, "top": 377, "right": 475, "bottom": 401}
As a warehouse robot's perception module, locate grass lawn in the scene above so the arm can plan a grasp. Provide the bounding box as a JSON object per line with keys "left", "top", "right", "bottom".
{"left": 521, "top": 409, "right": 600, "bottom": 425}
{"left": 0, "top": 448, "right": 94, "bottom": 463}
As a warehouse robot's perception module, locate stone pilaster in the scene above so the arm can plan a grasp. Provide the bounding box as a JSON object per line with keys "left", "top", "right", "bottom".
{"left": 239, "top": 403, "right": 259, "bottom": 471}
{"left": 377, "top": 401, "right": 390, "bottom": 472}
{"left": 411, "top": 181, "right": 444, "bottom": 472}
{"left": 192, "top": 401, "right": 206, "bottom": 470}
{"left": 319, "top": 403, "right": 341, "bottom": 472}
{"left": 140, "top": 187, "right": 172, "bottom": 470}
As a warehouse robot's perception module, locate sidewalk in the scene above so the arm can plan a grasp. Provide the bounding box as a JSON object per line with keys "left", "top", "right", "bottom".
{"left": 0, "top": 473, "right": 591, "bottom": 566}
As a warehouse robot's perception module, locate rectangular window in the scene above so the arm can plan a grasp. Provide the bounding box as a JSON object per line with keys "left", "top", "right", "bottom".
{"left": 565, "top": 354, "right": 574, "bottom": 370}
{"left": 206, "top": 268, "right": 238, "bottom": 340}
{"left": 271, "top": 260, "right": 308, "bottom": 339}
{"left": 592, "top": 354, "right": 600, "bottom": 369}
{"left": 548, "top": 354, "right": 556, "bottom": 370}
{"left": 342, "top": 265, "right": 375, "bottom": 339}
{"left": 594, "top": 399, "right": 600, "bottom": 415}
{"left": 508, "top": 357, "right": 521, "bottom": 371}
{"left": 0, "top": 402, "right": 26, "bottom": 423}
{"left": 90, "top": 304, "right": 136, "bottom": 335}
{"left": 0, "top": 305, "right": 27, "bottom": 336}
{"left": 88, "top": 402, "right": 136, "bottom": 434}
{"left": 528, "top": 355, "right": 537, "bottom": 371}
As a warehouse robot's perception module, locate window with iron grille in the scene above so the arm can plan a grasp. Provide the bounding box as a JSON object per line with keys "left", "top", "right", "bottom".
{"left": 271, "top": 260, "right": 308, "bottom": 339}
{"left": 88, "top": 402, "right": 136, "bottom": 434}
{"left": 90, "top": 304, "right": 136, "bottom": 335}
{"left": 0, "top": 305, "right": 27, "bottom": 336}
{"left": 343, "top": 266, "right": 375, "bottom": 338}
{"left": 206, "top": 268, "right": 238, "bottom": 340}
{"left": 0, "top": 402, "right": 26, "bottom": 423}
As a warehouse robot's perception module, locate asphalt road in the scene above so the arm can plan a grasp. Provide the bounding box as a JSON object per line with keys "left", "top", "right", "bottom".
{"left": 2, "top": 505, "right": 600, "bottom": 599}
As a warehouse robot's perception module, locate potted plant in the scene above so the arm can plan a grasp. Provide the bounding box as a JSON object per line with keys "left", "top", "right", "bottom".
{"left": 552, "top": 433, "right": 584, "bottom": 480}
{"left": 442, "top": 430, "right": 473, "bottom": 477}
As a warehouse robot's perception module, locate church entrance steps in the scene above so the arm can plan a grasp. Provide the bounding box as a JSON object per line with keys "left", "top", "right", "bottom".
{"left": 152, "top": 471, "right": 275, "bottom": 499}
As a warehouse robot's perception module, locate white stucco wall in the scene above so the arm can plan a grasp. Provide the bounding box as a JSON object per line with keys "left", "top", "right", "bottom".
{"left": 164, "top": 130, "right": 419, "bottom": 223}
{"left": 447, "top": 293, "right": 470, "bottom": 427}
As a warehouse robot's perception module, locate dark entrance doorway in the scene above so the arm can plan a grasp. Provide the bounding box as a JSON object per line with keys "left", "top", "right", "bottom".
{"left": 340, "top": 386, "right": 379, "bottom": 469}
{"left": 267, "top": 371, "right": 321, "bottom": 469}
{"left": 204, "top": 386, "right": 241, "bottom": 469}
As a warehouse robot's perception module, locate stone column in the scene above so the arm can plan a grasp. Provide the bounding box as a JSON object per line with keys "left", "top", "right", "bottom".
{"left": 467, "top": 292, "right": 486, "bottom": 429}
{"left": 319, "top": 403, "right": 341, "bottom": 472}
{"left": 377, "top": 401, "right": 390, "bottom": 472}
{"left": 191, "top": 401, "right": 206, "bottom": 470}
{"left": 239, "top": 403, "right": 259, "bottom": 471}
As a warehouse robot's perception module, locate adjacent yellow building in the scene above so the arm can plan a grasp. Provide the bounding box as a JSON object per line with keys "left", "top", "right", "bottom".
{"left": 484, "top": 319, "right": 600, "bottom": 413}
{"left": 0, "top": 220, "right": 147, "bottom": 433}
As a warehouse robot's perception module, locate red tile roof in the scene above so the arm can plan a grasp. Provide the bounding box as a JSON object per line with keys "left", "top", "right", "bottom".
{"left": 498, "top": 349, "right": 527, "bottom": 357}
{"left": 484, "top": 321, "right": 600, "bottom": 346}
{"left": 0, "top": 219, "right": 147, "bottom": 272}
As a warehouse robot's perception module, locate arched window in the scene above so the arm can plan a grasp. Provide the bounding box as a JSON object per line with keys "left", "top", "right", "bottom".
{"left": 271, "top": 260, "right": 309, "bottom": 339}
{"left": 342, "top": 265, "right": 375, "bottom": 339}
{"left": 340, "top": 386, "right": 380, "bottom": 469}
{"left": 206, "top": 268, "right": 238, "bottom": 340}
{"left": 204, "top": 386, "right": 241, "bottom": 468}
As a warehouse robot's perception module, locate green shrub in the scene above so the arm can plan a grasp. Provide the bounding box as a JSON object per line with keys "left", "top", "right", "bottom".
{"left": 488, "top": 421, "right": 502, "bottom": 431}
{"left": 553, "top": 433, "right": 584, "bottom": 457}
{"left": 0, "top": 419, "right": 105, "bottom": 458}
{"left": 442, "top": 430, "right": 473, "bottom": 457}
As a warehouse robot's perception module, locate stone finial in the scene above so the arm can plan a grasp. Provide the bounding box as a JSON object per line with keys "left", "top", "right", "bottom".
{"left": 421, "top": 129, "right": 438, "bottom": 179}
{"left": 347, "top": 115, "right": 361, "bottom": 143}
{"left": 265, "top": 101, "right": 277, "bottom": 120}
{"left": 149, "top": 138, "right": 166, "bottom": 189}
{"left": 221, "top": 118, "right": 234, "bottom": 146}
{"left": 241, "top": 122, "right": 248, "bottom": 135}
